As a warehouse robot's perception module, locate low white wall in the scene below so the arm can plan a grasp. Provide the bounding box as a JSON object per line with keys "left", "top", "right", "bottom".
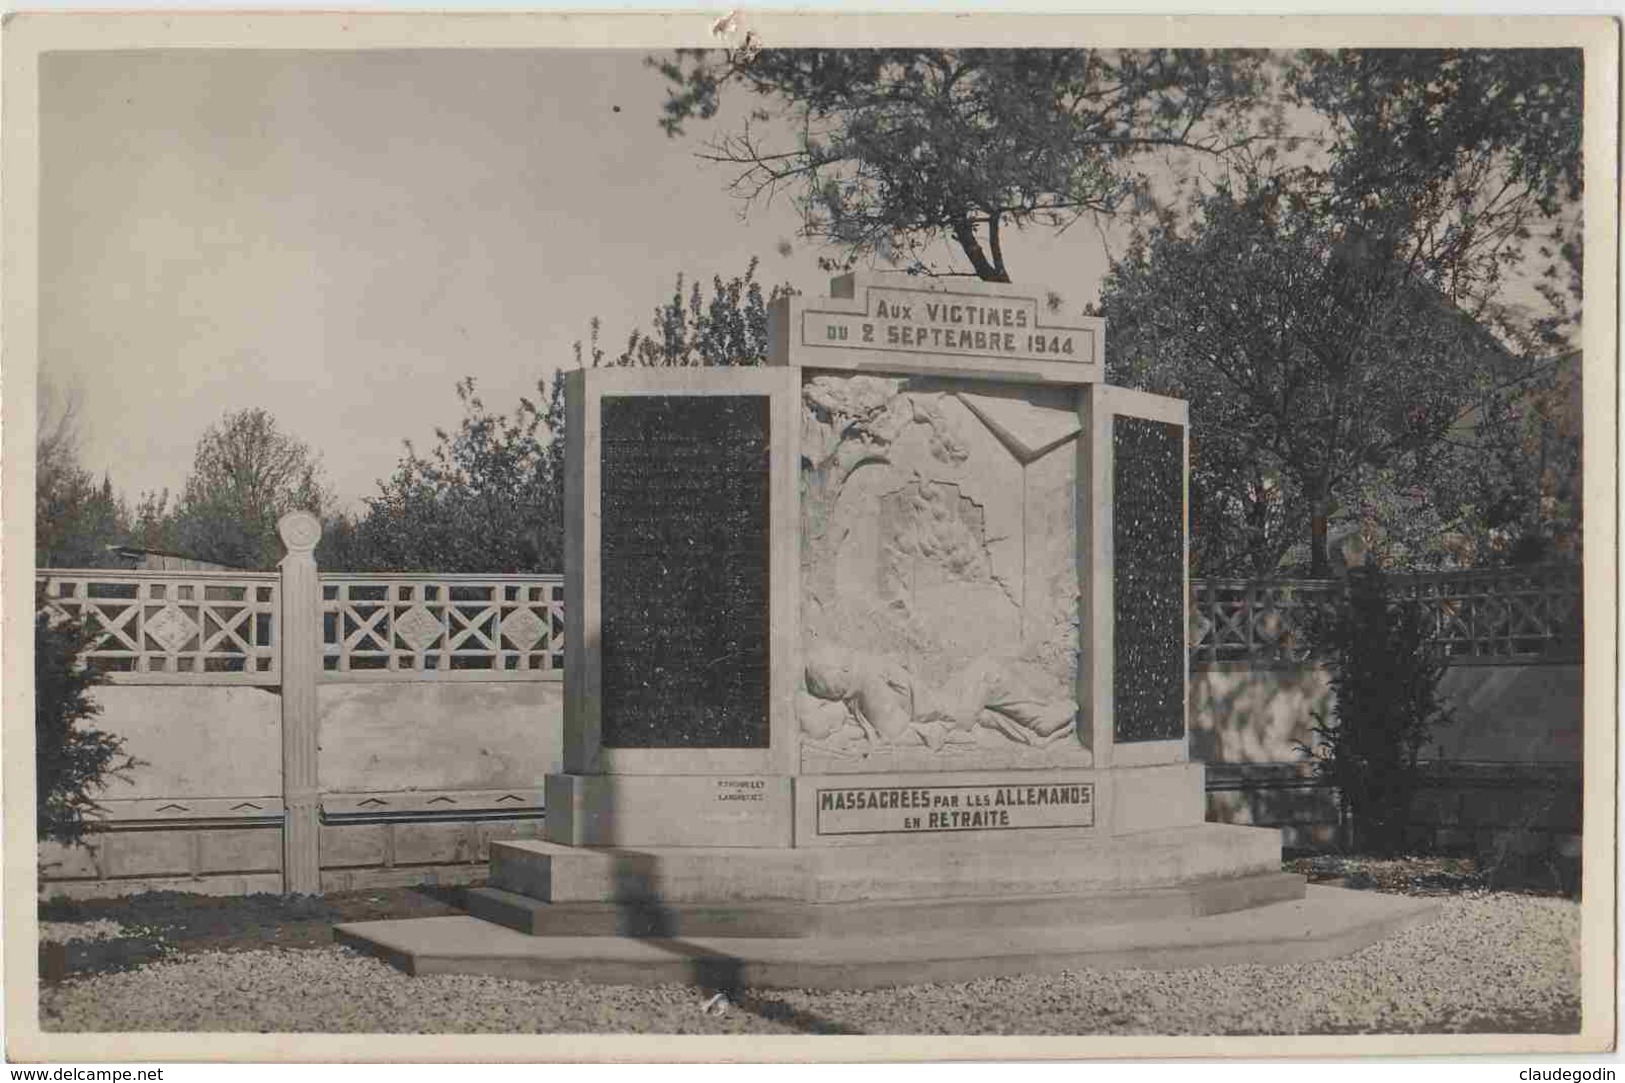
{"left": 69, "top": 680, "right": 565, "bottom": 810}
{"left": 317, "top": 682, "right": 564, "bottom": 794}
{"left": 91, "top": 685, "right": 283, "bottom": 800}
{"left": 47, "top": 655, "right": 1577, "bottom": 895}
{"left": 1190, "top": 665, "right": 1329, "bottom": 764}
{"left": 1192, "top": 662, "right": 1581, "bottom": 766}
{"left": 41, "top": 679, "right": 562, "bottom": 898}
{"left": 1196, "top": 661, "right": 1583, "bottom": 866}
{"left": 1434, "top": 664, "right": 1582, "bottom": 763}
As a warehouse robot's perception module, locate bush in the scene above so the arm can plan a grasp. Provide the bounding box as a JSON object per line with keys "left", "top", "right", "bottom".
{"left": 36, "top": 596, "right": 139, "bottom": 847}
{"left": 1302, "top": 566, "right": 1454, "bottom": 855}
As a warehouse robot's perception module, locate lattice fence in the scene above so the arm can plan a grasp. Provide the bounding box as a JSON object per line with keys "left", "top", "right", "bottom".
{"left": 38, "top": 571, "right": 280, "bottom": 683}
{"left": 37, "top": 566, "right": 1574, "bottom": 680}
{"left": 1393, "top": 567, "right": 1584, "bottom": 662}
{"left": 1191, "top": 567, "right": 1582, "bottom": 666}
{"left": 321, "top": 575, "right": 565, "bottom": 680}
{"left": 1189, "top": 579, "right": 1341, "bottom": 665}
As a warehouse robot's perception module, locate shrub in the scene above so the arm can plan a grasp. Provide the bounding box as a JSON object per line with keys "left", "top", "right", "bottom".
{"left": 1302, "top": 566, "right": 1454, "bottom": 855}
{"left": 36, "top": 595, "right": 139, "bottom": 847}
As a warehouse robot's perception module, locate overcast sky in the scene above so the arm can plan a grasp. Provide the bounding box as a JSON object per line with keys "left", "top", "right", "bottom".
{"left": 40, "top": 49, "right": 1115, "bottom": 509}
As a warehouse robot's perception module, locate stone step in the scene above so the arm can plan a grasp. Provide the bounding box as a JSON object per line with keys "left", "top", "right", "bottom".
{"left": 335, "top": 885, "right": 1439, "bottom": 991}
{"left": 488, "top": 822, "right": 1284, "bottom": 904}
{"left": 465, "top": 872, "right": 1307, "bottom": 939}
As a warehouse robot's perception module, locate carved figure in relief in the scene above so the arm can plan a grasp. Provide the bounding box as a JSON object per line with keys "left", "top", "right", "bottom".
{"left": 880, "top": 480, "right": 990, "bottom": 594}
{"left": 801, "top": 377, "right": 970, "bottom": 499}
{"left": 799, "top": 371, "right": 1082, "bottom": 766}
{"left": 797, "top": 646, "right": 1076, "bottom": 756}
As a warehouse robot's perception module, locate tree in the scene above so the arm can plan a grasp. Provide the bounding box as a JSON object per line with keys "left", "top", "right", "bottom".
{"left": 654, "top": 49, "right": 1267, "bottom": 281}
{"left": 1287, "top": 50, "right": 1584, "bottom": 568}
{"left": 126, "top": 489, "right": 181, "bottom": 555}
{"left": 35, "top": 383, "right": 127, "bottom": 568}
{"left": 1301, "top": 566, "right": 1453, "bottom": 855}
{"left": 36, "top": 591, "right": 140, "bottom": 848}
{"left": 1410, "top": 353, "right": 1581, "bottom": 567}
{"left": 1103, "top": 184, "right": 1551, "bottom": 577}
{"left": 171, "top": 408, "right": 332, "bottom": 570}
{"left": 37, "top": 471, "right": 125, "bottom": 569}
{"left": 325, "top": 262, "right": 788, "bottom": 574}
{"left": 323, "top": 377, "right": 563, "bottom": 574}
{"left": 605, "top": 258, "right": 788, "bottom": 367}
{"left": 1287, "top": 49, "right": 1583, "bottom": 356}
{"left": 1103, "top": 48, "right": 1582, "bottom": 576}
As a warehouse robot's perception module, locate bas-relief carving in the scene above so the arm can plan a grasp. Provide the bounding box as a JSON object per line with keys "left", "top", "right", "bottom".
{"left": 800, "top": 373, "right": 1087, "bottom": 773}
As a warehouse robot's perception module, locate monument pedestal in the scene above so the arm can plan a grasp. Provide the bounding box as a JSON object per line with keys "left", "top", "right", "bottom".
{"left": 542, "top": 773, "right": 796, "bottom": 848}
{"left": 485, "top": 821, "right": 1287, "bottom": 905}
{"left": 458, "top": 824, "right": 1307, "bottom": 941}
{"left": 336, "top": 804, "right": 1444, "bottom": 989}
{"left": 335, "top": 820, "right": 1437, "bottom": 990}
{"left": 540, "top": 762, "right": 1204, "bottom": 849}
{"left": 336, "top": 882, "right": 1437, "bottom": 990}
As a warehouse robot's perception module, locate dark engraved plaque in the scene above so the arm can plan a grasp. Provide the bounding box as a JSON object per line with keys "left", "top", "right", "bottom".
{"left": 599, "top": 395, "right": 771, "bottom": 748}
{"left": 1112, "top": 416, "right": 1186, "bottom": 743}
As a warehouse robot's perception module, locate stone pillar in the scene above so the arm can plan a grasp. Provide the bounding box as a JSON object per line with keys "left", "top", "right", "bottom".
{"left": 277, "top": 511, "right": 323, "bottom": 894}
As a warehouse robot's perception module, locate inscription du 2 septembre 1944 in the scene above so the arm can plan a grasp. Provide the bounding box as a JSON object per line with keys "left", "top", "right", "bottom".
{"left": 806, "top": 286, "right": 1088, "bottom": 364}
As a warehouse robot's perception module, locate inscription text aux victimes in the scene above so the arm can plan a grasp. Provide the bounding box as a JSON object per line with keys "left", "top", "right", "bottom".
{"left": 832, "top": 299, "right": 1081, "bottom": 356}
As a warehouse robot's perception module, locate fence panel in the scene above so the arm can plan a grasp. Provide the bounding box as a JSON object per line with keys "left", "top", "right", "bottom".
{"left": 1189, "top": 578, "right": 1341, "bottom": 666}
{"left": 1394, "top": 567, "right": 1583, "bottom": 662}
{"left": 1191, "top": 567, "right": 1581, "bottom": 666}
{"left": 38, "top": 570, "right": 281, "bottom": 684}
{"left": 320, "top": 575, "right": 565, "bottom": 681}
{"left": 38, "top": 565, "right": 1575, "bottom": 680}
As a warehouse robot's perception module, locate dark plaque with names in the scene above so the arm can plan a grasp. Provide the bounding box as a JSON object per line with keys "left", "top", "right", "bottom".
{"left": 1112, "top": 416, "right": 1186, "bottom": 742}
{"left": 599, "top": 395, "right": 771, "bottom": 748}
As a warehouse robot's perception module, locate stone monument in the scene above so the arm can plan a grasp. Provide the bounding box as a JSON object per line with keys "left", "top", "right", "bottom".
{"left": 543, "top": 273, "right": 1202, "bottom": 848}
{"left": 337, "top": 274, "right": 1436, "bottom": 988}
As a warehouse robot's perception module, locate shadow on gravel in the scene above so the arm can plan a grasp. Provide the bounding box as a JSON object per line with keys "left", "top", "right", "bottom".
{"left": 40, "top": 938, "right": 168, "bottom": 983}
{"left": 609, "top": 851, "right": 863, "bottom": 1036}
{"left": 1286, "top": 852, "right": 1580, "bottom": 899}
{"left": 731, "top": 994, "right": 864, "bottom": 1035}
{"left": 407, "top": 883, "right": 473, "bottom": 910}
{"left": 39, "top": 884, "right": 472, "bottom": 981}
{"left": 40, "top": 875, "right": 866, "bottom": 1034}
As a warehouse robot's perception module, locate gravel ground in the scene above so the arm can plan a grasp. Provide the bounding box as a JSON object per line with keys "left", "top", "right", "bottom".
{"left": 39, "top": 920, "right": 127, "bottom": 944}
{"left": 40, "top": 893, "right": 1579, "bottom": 1035}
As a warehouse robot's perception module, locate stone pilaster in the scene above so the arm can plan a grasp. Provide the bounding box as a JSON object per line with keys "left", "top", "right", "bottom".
{"left": 277, "top": 510, "right": 323, "bottom": 894}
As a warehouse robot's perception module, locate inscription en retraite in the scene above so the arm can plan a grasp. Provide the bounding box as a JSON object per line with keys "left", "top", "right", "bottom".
{"left": 815, "top": 782, "right": 1094, "bottom": 836}
{"left": 802, "top": 286, "right": 1092, "bottom": 364}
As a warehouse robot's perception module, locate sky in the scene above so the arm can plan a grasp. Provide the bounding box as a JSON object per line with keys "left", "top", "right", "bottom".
{"left": 39, "top": 49, "right": 1116, "bottom": 509}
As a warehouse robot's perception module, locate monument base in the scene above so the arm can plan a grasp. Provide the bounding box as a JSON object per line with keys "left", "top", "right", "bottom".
{"left": 543, "top": 773, "right": 795, "bottom": 848}
{"left": 460, "top": 870, "right": 1307, "bottom": 939}
{"left": 335, "top": 881, "right": 1439, "bottom": 990}
{"left": 458, "top": 822, "right": 1304, "bottom": 941}
{"left": 541, "top": 762, "right": 1204, "bottom": 848}
{"left": 489, "top": 822, "right": 1277, "bottom": 903}
{"left": 333, "top": 818, "right": 1444, "bottom": 989}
